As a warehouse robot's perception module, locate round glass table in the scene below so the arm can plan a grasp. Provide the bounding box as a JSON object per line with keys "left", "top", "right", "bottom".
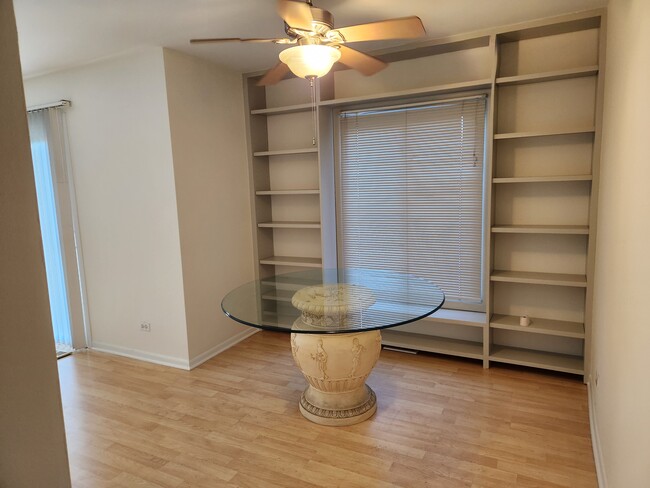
{"left": 222, "top": 268, "right": 445, "bottom": 426}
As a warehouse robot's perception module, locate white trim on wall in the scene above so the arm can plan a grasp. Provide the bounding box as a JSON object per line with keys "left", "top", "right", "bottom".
{"left": 93, "top": 328, "right": 260, "bottom": 370}
{"left": 91, "top": 342, "right": 191, "bottom": 370}
{"left": 588, "top": 380, "right": 607, "bottom": 488}
{"left": 189, "top": 328, "right": 259, "bottom": 369}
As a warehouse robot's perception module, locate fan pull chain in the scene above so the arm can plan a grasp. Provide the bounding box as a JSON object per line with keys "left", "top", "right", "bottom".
{"left": 310, "top": 77, "right": 317, "bottom": 146}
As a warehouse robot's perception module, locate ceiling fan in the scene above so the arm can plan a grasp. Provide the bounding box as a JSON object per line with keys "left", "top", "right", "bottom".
{"left": 190, "top": 0, "right": 426, "bottom": 86}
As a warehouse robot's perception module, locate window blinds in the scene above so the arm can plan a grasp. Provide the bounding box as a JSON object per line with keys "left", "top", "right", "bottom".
{"left": 338, "top": 96, "right": 486, "bottom": 306}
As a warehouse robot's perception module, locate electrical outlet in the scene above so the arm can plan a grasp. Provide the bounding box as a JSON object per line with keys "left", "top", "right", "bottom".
{"left": 140, "top": 322, "right": 151, "bottom": 332}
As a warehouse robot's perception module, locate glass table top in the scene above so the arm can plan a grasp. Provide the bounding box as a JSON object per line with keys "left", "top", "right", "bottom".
{"left": 221, "top": 268, "right": 445, "bottom": 334}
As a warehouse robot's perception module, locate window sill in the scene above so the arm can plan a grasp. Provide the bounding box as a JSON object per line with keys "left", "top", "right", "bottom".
{"left": 423, "top": 309, "right": 486, "bottom": 327}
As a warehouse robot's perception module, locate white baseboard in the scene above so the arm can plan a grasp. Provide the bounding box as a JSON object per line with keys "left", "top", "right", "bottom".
{"left": 588, "top": 380, "right": 607, "bottom": 488}
{"left": 91, "top": 342, "right": 191, "bottom": 370}
{"left": 189, "top": 328, "right": 259, "bottom": 370}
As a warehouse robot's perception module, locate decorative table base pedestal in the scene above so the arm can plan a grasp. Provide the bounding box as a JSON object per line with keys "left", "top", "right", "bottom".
{"left": 290, "top": 330, "right": 381, "bottom": 426}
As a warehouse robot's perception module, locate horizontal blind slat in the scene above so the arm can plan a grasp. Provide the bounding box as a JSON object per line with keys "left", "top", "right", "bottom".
{"left": 338, "top": 98, "right": 486, "bottom": 304}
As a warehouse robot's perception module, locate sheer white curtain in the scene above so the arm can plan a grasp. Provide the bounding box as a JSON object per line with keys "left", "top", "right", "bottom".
{"left": 28, "top": 107, "right": 86, "bottom": 351}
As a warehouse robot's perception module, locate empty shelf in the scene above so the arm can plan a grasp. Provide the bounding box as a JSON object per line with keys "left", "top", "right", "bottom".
{"left": 491, "top": 225, "right": 589, "bottom": 235}
{"left": 490, "top": 314, "right": 584, "bottom": 338}
{"left": 258, "top": 221, "right": 321, "bottom": 229}
{"left": 490, "top": 346, "right": 584, "bottom": 375}
{"left": 319, "top": 79, "right": 492, "bottom": 108}
{"left": 491, "top": 270, "right": 587, "bottom": 287}
{"left": 424, "top": 309, "right": 486, "bottom": 327}
{"left": 496, "top": 65, "right": 599, "bottom": 86}
{"left": 494, "top": 128, "right": 595, "bottom": 140}
{"left": 250, "top": 103, "right": 313, "bottom": 115}
{"left": 492, "top": 175, "right": 592, "bottom": 183}
{"left": 381, "top": 330, "right": 484, "bottom": 360}
{"left": 253, "top": 148, "right": 318, "bottom": 157}
{"left": 261, "top": 289, "right": 295, "bottom": 303}
{"left": 259, "top": 256, "right": 322, "bottom": 268}
{"left": 256, "top": 189, "right": 320, "bottom": 196}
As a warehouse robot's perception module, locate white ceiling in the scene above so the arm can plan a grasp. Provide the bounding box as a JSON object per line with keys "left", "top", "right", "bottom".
{"left": 14, "top": 0, "right": 606, "bottom": 79}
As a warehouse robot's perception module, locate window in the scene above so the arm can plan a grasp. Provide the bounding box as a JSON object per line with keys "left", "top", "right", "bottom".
{"left": 337, "top": 95, "right": 487, "bottom": 310}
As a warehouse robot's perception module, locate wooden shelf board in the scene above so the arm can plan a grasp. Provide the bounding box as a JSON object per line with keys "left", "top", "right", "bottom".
{"left": 259, "top": 256, "right": 322, "bottom": 268}
{"left": 496, "top": 66, "right": 599, "bottom": 86}
{"left": 490, "top": 345, "right": 584, "bottom": 375}
{"left": 490, "top": 270, "right": 587, "bottom": 287}
{"left": 492, "top": 175, "right": 592, "bottom": 183}
{"left": 424, "top": 309, "right": 486, "bottom": 327}
{"left": 256, "top": 189, "right": 320, "bottom": 196}
{"left": 381, "top": 330, "right": 484, "bottom": 360}
{"left": 318, "top": 79, "right": 492, "bottom": 107}
{"left": 261, "top": 289, "right": 294, "bottom": 303}
{"left": 494, "top": 128, "right": 595, "bottom": 140}
{"left": 251, "top": 103, "right": 313, "bottom": 115}
{"left": 490, "top": 314, "right": 585, "bottom": 338}
{"left": 491, "top": 225, "right": 589, "bottom": 235}
{"left": 253, "top": 148, "right": 318, "bottom": 157}
{"left": 258, "top": 221, "right": 321, "bottom": 229}
{"left": 261, "top": 275, "right": 319, "bottom": 290}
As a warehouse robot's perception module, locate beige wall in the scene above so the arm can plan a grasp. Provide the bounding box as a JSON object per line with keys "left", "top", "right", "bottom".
{"left": 0, "top": 1, "right": 71, "bottom": 485}
{"left": 591, "top": 0, "right": 650, "bottom": 486}
{"left": 163, "top": 49, "right": 255, "bottom": 365}
{"left": 23, "top": 49, "right": 190, "bottom": 367}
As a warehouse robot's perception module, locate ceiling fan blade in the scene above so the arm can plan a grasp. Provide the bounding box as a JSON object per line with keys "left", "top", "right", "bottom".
{"left": 191, "top": 37, "right": 289, "bottom": 44}
{"left": 335, "top": 16, "right": 426, "bottom": 43}
{"left": 277, "top": 0, "right": 313, "bottom": 31}
{"left": 257, "top": 62, "right": 291, "bottom": 86}
{"left": 337, "top": 45, "right": 387, "bottom": 76}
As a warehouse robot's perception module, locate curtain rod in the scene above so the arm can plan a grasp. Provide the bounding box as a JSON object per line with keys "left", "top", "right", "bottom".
{"left": 27, "top": 99, "right": 71, "bottom": 113}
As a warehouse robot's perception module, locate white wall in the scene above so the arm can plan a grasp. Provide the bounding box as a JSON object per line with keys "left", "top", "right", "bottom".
{"left": 591, "top": 0, "right": 650, "bottom": 486}
{"left": 0, "top": 0, "right": 71, "bottom": 484}
{"left": 163, "top": 49, "right": 255, "bottom": 365}
{"left": 23, "top": 48, "right": 190, "bottom": 367}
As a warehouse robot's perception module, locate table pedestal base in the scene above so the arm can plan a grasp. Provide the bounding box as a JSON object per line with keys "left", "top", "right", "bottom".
{"left": 299, "top": 384, "right": 377, "bottom": 426}
{"left": 290, "top": 329, "right": 381, "bottom": 426}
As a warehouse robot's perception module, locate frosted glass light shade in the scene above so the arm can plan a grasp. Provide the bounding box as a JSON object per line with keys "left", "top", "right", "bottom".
{"left": 279, "top": 45, "right": 341, "bottom": 79}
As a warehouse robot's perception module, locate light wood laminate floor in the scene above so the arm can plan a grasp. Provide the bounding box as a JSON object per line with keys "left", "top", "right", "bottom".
{"left": 58, "top": 331, "right": 597, "bottom": 487}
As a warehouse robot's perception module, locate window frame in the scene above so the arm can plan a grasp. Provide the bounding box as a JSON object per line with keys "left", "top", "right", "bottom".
{"left": 332, "top": 91, "right": 490, "bottom": 313}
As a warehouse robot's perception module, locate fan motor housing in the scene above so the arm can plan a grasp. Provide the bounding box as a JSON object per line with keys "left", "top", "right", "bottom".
{"left": 310, "top": 7, "right": 334, "bottom": 32}
{"left": 285, "top": 7, "right": 334, "bottom": 38}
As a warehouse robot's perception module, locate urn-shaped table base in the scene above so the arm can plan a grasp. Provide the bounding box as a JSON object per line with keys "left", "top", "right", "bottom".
{"left": 291, "top": 329, "right": 381, "bottom": 426}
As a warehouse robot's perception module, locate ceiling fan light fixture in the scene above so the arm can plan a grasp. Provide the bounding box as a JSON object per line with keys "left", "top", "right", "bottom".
{"left": 279, "top": 44, "right": 341, "bottom": 79}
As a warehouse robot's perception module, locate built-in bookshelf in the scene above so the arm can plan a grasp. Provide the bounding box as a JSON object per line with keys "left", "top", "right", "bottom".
{"left": 242, "top": 9, "right": 605, "bottom": 380}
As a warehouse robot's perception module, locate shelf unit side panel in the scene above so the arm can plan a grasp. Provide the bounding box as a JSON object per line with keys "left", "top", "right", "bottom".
{"left": 583, "top": 18, "right": 607, "bottom": 380}
{"left": 317, "top": 107, "right": 338, "bottom": 269}
{"left": 244, "top": 76, "right": 270, "bottom": 280}
{"left": 484, "top": 33, "right": 501, "bottom": 367}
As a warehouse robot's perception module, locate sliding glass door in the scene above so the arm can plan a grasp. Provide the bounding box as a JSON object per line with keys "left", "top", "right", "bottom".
{"left": 28, "top": 107, "right": 87, "bottom": 353}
